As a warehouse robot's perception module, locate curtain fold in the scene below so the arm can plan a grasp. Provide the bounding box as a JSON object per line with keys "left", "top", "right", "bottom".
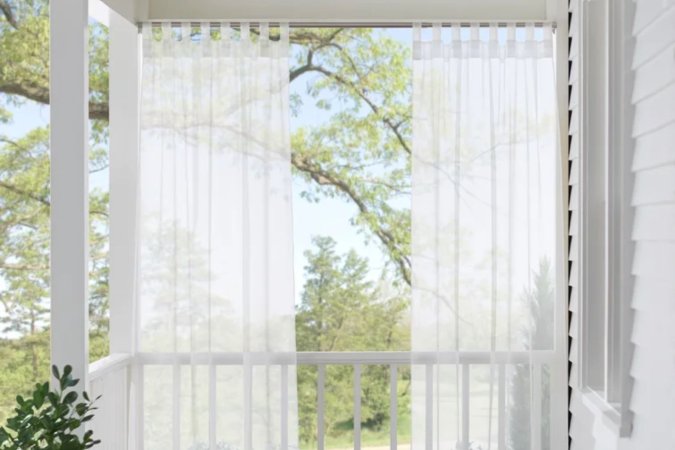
{"left": 411, "top": 23, "right": 561, "bottom": 450}
{"left": 138, "top": 22, "right": 298, "bottom": 450}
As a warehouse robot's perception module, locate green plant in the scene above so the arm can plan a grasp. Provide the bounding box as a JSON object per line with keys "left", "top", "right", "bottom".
{"left": 0, "top": 365, "right": 100, "bottom": 449}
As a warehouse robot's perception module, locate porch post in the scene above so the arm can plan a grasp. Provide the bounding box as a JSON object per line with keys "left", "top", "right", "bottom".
{"left": 109, "top": 9, "right": 140, "bottom": 356}
{"left": 49, "top": 0, "right": 90, "bottom": 386}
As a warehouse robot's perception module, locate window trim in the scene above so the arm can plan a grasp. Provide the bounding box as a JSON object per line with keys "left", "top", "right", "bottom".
{"left": 577, "top": 0, "right": 634, "bottom": 437}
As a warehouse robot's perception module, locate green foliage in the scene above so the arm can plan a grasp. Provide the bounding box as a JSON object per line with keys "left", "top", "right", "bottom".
{"left": 0, "top": 365, "right": 100, "bottom": 449}
{"left": 296, "top": 237, "right": 410, "bottom": 445}
{"left": 297, "top": 236, "right": 409, "bottom": 353}
{"left": 0, "top": 332, "right": 109, "bottom": 426}
{"left": 0, "top": 332, "right": 49, "bottom": 425}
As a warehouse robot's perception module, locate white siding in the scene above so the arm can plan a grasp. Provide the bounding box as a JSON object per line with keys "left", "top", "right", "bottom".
{"left": 569, "top": 0, "right": 675, "bottom": 448}
{"left": 627, "top": 6, "right": 675, "bottom": 433}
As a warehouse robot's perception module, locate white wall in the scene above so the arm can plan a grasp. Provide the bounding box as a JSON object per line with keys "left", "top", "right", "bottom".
{"left": 569, "top": 0, "right": 675, "bottom": 448}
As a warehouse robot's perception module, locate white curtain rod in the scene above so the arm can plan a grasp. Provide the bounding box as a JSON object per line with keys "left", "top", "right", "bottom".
{"left": 142, "top": 21, "right": 556, "bottom": 29}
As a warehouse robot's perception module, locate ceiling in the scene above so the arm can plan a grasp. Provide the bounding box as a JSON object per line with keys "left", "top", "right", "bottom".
{"left": 101, "top": 0, "right": 558, "bottom": 24}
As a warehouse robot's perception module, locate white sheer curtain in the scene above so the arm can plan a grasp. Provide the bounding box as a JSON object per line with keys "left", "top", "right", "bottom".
{"left": 411, "top": 24, "right": 562, "bottom": 450}
{"left": 138, "top": 22, "right": 298, "bottom": 450}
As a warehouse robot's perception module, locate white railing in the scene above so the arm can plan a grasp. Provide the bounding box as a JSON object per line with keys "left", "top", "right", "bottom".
{"left": 89, "top": 353, "right": 133, "bottom": 450}
{"left": 89, "top": 351, "right": 558, "bottom": 450}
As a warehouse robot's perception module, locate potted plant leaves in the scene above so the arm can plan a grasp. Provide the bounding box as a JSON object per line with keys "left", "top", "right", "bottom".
{"left": 0, "top": 365, "right": 100, "bottom": 449}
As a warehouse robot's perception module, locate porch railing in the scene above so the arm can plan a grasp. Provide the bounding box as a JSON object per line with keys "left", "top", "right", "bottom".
{"left": 89, "top": 350, "right": 558, "bottom": 450}
{"left": 89, "top": 353, "right": 133, "bottom": 450}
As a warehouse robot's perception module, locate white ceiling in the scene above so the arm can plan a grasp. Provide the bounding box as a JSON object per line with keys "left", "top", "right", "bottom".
{"left": 102, "top": 0, "right": 557, "bottom": 24}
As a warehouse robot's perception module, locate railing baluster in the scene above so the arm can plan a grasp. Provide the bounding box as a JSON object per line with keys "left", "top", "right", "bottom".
{"left": 354, "top": 364, "right": 362, "bottom": 450}
{"left": 244, "top": 364, "right": 252, "bottom": 450}
{"left": 124, "top": 371, "right": 130, "bottom": 449}
{"left": 121, "top": 372, "right": 128, "bottom": 449}
{"left": 135, "top": 364, "right": 145, "bottom": 450}
{"left": 112, "top": 375, "right": 119, "bottom": 449}
{"left": 390, "top": 364, "right": 398, "bottom": 450}
{"left": 462, "top": 363, "right": 470, "bottom": 450}
{"left": 112, "top": 375, "right": 118, "bottom": 449}
{"left": 317, "top": 364, "right": 325, "bottom": 450}
{"left": 123, "top": 368, "right": 130, "bottom": 450}
{"left": 498, "top": 363, "right": 506, "bottom": 449}
{"left": 532, "top": 363, "right": 542, "bottom": 449}
{"left": 209, "top": 363, "right": 216, "bottom": 449}
{"left": 425, "top": 363, "right": 433, "bottom": 450}
{"left": 90, "top": 378, "right": 102, "bottom": 448}
{"left": 281, "top": 364, "right": 288, "bottom": 449}
{"left": 172, "top": 364, "right": 180, "bottom": 450}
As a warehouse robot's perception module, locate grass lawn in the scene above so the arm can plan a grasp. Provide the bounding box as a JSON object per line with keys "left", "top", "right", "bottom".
{"left": 299, "top": 414, "right": 411, "bottom": 450}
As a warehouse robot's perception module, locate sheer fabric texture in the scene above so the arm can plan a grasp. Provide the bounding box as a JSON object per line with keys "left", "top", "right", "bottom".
{"left": 138, "top": 22, "right": 298, "bottom": 450}
{"left": 411, "top": 24, "right": 563, "bottom": 450}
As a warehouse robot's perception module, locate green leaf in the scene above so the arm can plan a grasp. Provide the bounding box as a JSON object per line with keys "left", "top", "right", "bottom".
{"left": 47, "top": 392, "right": 59, "bottom": 407}
{"left": 63, "top": 391, "right": 78, "bottom": 404}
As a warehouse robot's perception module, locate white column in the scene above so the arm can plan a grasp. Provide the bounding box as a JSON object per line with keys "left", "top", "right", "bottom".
{"left": 50, "top": 0, "right": 90, "bottom": 387}
{"left": 109, "top": 9, "right": 140, "bottom": 356}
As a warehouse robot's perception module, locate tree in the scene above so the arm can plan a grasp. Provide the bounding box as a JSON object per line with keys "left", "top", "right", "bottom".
{"left": 0, "top": 1, "right": 412, "bottom": 282}
{"left": 509, "top": 259, "right": 554, "bottom": 450}
{"left": 0, "top": 0, "right": 110, "bottom": 421}
{"left": 296, "top": 236, "right": 409, "bottom": 445}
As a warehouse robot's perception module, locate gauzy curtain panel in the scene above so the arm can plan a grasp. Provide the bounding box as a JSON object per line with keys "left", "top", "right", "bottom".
{"left": 411, "top": 24, "right": 563, "bottom": 450}
{"left": 138, "top": 23, "right": 298, "bottom": 450}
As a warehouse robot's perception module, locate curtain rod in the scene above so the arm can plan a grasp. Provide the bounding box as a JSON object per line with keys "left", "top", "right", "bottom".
{"left": 142, "top": 21, "right": 556, "bottom": 30}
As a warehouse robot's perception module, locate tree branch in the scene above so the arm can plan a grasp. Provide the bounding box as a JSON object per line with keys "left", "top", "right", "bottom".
{"left": 0, "top": 262, "right": 46, "bottom": 271}
{"left": 292, "top": 64, "right": 412, "bottom": 155}
{"left": 0, "top": 181, "right": 49, "bottom": 207}
{"left": 0, "top": 81, "right": 109, "bottom": 121}
{"left": 291, "top": 152, "right": 411, "bottom": 285}
{"left": 0, "top": 0, "right": 18, "bottom": 29}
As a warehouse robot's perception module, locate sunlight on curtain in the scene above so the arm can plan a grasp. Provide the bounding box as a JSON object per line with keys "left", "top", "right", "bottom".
{"left": 138, "top": 22, "right": 297, "bottom": 450}
{"left": 411, "top": 23, "right": 562, "bottom": 450}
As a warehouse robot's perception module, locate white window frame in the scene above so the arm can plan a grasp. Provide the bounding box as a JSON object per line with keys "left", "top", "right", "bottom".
{"left": 578, "top": 0, "right": 634, "bottom": 437}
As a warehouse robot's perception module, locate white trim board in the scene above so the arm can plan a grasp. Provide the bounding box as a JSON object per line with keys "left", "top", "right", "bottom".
{"left": 102, "top": 0, "right": 553, "bottom": 23}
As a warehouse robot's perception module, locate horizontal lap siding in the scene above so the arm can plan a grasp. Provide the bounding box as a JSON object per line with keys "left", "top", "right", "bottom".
{"left": 628, "top": 0, "right": 675, "bottom": 448}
